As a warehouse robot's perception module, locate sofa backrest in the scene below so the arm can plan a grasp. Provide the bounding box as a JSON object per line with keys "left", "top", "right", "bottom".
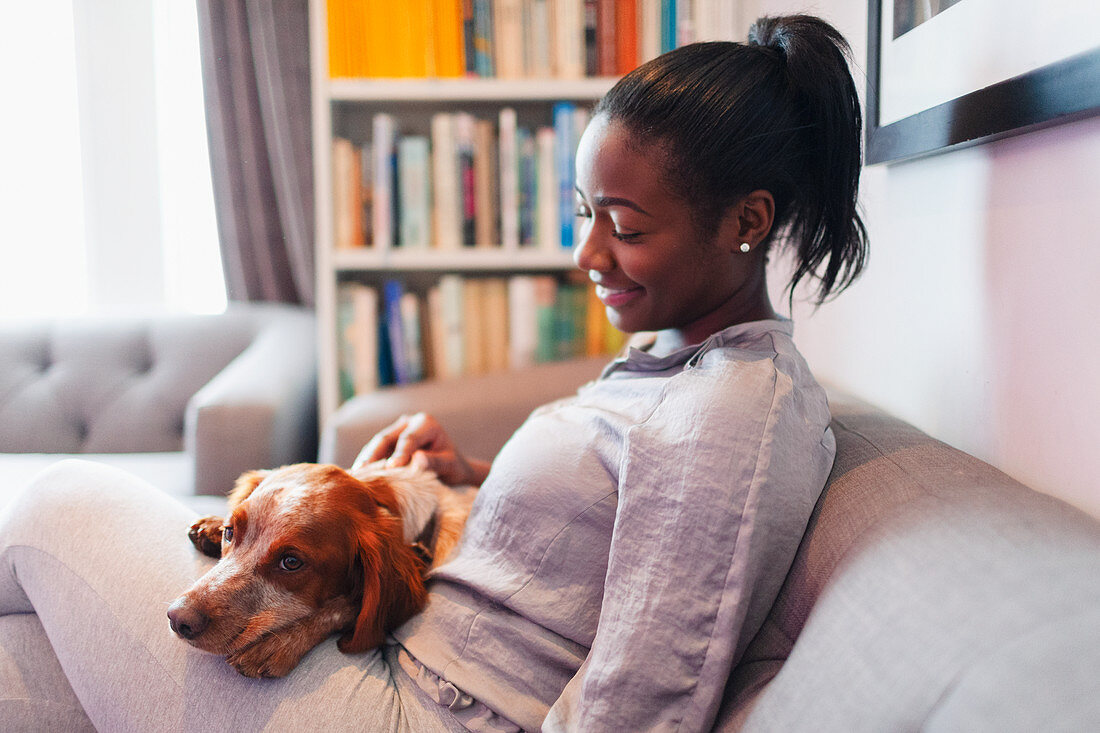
{"left": 716, "top": 389, "right": 1100, "bottom": 730}
{"left": 0, "top": 307, "right": 276, "bottom": 453}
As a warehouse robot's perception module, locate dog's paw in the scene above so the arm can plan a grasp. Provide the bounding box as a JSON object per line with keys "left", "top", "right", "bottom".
{"left": 227, "top": 636, "right": 304, "bottom": 679}
{"left": 188, "top": 516, "right": 224, "bottom": 558}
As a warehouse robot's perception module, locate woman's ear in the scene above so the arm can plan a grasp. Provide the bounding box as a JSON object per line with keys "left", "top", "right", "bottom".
{"left": 726, "top": 189, "right": 775, "bottom": 252}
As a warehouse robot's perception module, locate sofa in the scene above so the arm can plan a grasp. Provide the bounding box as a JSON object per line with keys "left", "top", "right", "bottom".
{"left": 0, "top": 303, "right": 318, "bottom": 512}
{"left": 323, "top": 357, "right": 1100, "bottom": 730}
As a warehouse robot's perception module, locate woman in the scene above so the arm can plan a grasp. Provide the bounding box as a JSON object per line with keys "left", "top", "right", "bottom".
{"left": 0, "top": 15, "right": 866, "bottom": 732}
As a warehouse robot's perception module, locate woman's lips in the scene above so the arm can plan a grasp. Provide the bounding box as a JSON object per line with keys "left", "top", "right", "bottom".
{"left": 595, "top": 284, "right": 643, "bottom": 308}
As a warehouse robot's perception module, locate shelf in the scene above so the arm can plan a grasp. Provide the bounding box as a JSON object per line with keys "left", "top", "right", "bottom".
{"left": 326, "top": 77, "right": 618, "bottom": 102}
{"left": 332, "top": 247, "right": 578, "bottom": 272}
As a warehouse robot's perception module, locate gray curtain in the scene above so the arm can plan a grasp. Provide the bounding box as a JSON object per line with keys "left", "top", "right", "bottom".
{"left": 197, "top": 0, "right": 314, "bottom": 306}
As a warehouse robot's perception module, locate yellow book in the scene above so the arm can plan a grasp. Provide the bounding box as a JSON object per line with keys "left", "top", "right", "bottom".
{"left": 327, "top": 0, "right": 347, "bottom": 78}
{"left": 432, "top": 0, "right": 466, "bottom": 77}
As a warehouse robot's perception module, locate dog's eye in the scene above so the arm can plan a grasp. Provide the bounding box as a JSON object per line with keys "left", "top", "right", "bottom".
{"left": 279, "top": 555, "right": 303, "bottom": 572}
{"left": 222, "top": 525, "right": 234, "bottom": 543}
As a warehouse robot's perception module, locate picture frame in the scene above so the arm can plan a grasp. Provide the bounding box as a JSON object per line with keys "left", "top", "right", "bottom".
{"left": 865, "top": 0, "right": 1100, "bottom": 165}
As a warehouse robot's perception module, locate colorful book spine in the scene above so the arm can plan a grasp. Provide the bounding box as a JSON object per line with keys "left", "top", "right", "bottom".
{"left": 498, "top": 107, "right": 519, "bottom": 250}
{"left": 431, "top": 113, "right": 462, "bottom": 250}
{"left": 383, "top": 279, "right": 412, "bottom": 384}
{"left": 553, "top": 102, "right": 577, "bottom": 249}
{"left": 398, "top": 135, "right": 432, "bottom": 248}
{"left": 535, "top": 126, "right": 559, "bottom": 251}
{"left": 372, "top": 113, "right": 397, "bottom": 251}
{"left": 472, "top": 0, "right": 495, "bottom": 77}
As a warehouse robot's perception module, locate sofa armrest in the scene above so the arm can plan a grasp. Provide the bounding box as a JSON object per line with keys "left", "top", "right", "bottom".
{"left": 185, "top": 305, "right": 318, "bottom": 496}
{"left": 320, "top": 356, "right": 609, "bottom": 468}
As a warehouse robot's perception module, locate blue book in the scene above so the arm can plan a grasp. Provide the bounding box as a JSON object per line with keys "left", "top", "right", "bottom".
{"left": 661, "top": 0, "right": 676, "bottom": 53}
{"left": 553, "top": 102, "right": 576, "bottom": 250}
{"left": 473, "top": 0, "right": 495, "bottom": 77}
{"left": 382, "top": 280, "right": 411, "bottom": 384}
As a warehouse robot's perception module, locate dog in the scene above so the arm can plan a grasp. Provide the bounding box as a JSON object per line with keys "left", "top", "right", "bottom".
{"left": 167, "top": 462, "right": 475, "bottom": 678}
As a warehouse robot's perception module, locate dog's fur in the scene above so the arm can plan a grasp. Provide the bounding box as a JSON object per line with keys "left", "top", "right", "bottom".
{"left": 167, "top": 462, "right": 474, "bottom": 678}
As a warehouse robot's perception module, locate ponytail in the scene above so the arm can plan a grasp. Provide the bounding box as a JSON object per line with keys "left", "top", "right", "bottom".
{"left": 594, "top": 15, "right": 868, "bottom": 305}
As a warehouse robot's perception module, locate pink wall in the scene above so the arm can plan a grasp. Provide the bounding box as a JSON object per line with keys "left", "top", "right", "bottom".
{"left": 750, "top": 1, "right": 1100, "bottom": 518}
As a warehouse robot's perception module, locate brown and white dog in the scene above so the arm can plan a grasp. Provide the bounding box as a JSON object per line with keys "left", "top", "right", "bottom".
{"left": 167, "top": 462, "right": 474, "bottom": 678}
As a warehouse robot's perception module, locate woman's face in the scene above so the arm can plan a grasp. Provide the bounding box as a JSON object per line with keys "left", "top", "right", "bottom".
{"left": 573, "top": 114, "right": 764, "bottom": 344}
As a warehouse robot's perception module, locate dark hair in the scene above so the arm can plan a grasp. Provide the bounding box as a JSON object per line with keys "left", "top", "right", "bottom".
{"left": 592, "top": 14, "right": 868, "bottom": 305}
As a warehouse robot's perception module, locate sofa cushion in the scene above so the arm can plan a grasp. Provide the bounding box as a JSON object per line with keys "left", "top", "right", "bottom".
{"left": 0, "top": 313, "right": 259, "bottom": 454}
{"left": 716, "top": 389, "right": 1100, "bottom": 730}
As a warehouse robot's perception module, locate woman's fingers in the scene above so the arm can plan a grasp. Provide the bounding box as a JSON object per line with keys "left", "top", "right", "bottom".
{"left": 353, "top": 415, "right": 413, "bottom": 469}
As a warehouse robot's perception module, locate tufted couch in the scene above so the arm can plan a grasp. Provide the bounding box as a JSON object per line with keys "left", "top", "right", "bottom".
{"left": 0, "top": 303, "right": 318, "bottom": 510}
{"left": 323, "top": 357, "right": 1100, "bottom": 731}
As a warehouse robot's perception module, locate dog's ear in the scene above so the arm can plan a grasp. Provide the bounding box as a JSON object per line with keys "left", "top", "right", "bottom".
{"left": 228, "top": 470, "right": 269, "bottom": 510}
{"left": 338, "top": 513, "right": 428, "bottom": 654}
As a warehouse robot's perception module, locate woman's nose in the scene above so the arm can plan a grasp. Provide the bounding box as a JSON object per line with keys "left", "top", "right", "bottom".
{"left": 573, "top": 224, "right": 613, "bottom": 273}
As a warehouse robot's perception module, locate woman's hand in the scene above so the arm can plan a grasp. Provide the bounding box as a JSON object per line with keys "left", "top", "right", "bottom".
{"left": 353, "top": 412, "right": 490, "bottom": 487}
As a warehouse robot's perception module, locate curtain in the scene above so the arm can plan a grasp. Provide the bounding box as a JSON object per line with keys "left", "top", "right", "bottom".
{"left": 196, "top": 0, "right": 314, "bottom": 306}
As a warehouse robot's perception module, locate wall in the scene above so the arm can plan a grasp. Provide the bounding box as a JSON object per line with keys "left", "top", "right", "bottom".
{"left": 749, "top": 1, "right": 1100, "bottom": 518}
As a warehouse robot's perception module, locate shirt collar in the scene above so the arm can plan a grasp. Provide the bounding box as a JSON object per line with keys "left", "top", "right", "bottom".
{"left": 600, "top": 318, "right": 793, "bottom": 378}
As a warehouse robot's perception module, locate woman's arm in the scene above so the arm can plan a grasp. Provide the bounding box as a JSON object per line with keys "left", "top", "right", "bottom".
{"left": 544, "top": 367, "right": 834, "bottom": 731}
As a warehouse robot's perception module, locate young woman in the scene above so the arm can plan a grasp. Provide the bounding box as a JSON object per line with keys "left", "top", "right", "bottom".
{"left": 0, "top": 14, "right": 866, "bottom": 733}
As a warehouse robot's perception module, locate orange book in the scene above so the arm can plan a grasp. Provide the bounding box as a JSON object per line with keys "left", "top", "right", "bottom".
{"left": 615, "top": 0, "right": 637, "bottom": 75}
{"left": 432, "top": 0, "right": 466, "bottom": 77}
{"left": 327, "top": 0, "right": 348, "bottom": 78}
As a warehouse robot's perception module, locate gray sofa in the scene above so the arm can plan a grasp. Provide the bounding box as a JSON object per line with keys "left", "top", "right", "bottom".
{"left": 324, "top": 358, "right": 1100, "bottom": 731}
{"left": 0, "top": 303, "right": 317, "bottom": 510}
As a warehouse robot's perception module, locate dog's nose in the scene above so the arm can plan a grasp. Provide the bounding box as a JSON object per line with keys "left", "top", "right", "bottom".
{"left": 167, "top": 599, "right": 210, "bottom": 640}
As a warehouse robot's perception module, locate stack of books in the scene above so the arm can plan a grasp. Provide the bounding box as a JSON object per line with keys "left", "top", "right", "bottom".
{"left": 337, "top": 274, "right": 625, "bottom": 398}
{"left": 326, "top": 0, "right": 741, "bottom": 79}
{"left": 333, "top": 102, "right": 588, "bottom": 252}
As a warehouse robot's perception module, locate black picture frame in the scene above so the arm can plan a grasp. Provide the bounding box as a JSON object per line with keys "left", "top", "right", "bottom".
{"left": 865, "top": 1, "right": 1100, "bottom": 165}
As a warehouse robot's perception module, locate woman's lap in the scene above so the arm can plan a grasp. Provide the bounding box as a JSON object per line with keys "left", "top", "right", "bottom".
{"left": 0, "top": 460, "right": 457, "bottom": 733}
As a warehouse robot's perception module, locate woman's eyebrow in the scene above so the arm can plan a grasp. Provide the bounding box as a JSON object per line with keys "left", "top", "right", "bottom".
{"left": 575, "top": 186, "right": 653, "bottom": 217}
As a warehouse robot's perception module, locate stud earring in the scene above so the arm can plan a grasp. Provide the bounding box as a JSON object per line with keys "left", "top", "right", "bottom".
{"left": 739, "top": 242, "right": 751, "bottom": 253}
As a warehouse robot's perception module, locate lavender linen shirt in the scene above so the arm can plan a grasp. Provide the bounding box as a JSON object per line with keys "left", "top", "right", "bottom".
{"left": 393, "top": 319, "right": 836, "bottom": 732}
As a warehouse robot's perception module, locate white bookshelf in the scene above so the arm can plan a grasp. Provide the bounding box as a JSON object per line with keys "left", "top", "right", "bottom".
{"left": 309, "top": 0, "right": 615, "bottom": 425}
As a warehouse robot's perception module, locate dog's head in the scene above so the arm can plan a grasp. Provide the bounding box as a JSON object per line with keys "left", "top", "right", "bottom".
{"left": 167, "top": 464, "right": 428, "bottom": 658}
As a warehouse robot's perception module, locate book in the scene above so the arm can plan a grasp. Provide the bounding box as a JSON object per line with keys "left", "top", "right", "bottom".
{"left": 432, "top": 0, "right": 466, "bottom": 76}
{"left": 454, "top": 113, "right": 477, "bottom": 246}
{"left": 493, "top": 0, "right": 524, "bottom": 78}
{"left": 398, "top": 135, "right": 432, "bottom": 248}
{"left": 508, "top": 275, "right": 539, "bottom": 368}
{"left": 399, "top": 290, "right": 425, "bottom": 381}
{"left": 383, "top": 279, "right": 413, "bottom": 384}
{"left": 472, "top": 0, "right": 495, "bottom": 77}
{"left": 483, "top": 277, "right": 511, "bottom": 371}
{"left": 473, "top": 118, "right": 499, "bottom": 247}
{"left": 535, "top": 126, "right": 559, "bottom": 251}
{"left": 639, "top": 0, "right": 661, "bottom": 64}
{"left": 552, "top": 0, "right": 584, "bottom": 78}
{"left": 597, "top": 0, "right": 616, "bottom": 76}
{"left": 526, "top": 0, "right": 553, "bottom": 77}
{"left": 372, "top": 113, "right": 398, "bottom": 250}
{"left": 332, "top": 137, "right": 364, "bottom": 249}
{"left": 461, "top": 0, "right": 477, "bottom": 76}
{"left": 498, "top": 108, "right": 519, "bottom": 250}
{"left": 437, "top": 274, "right": 466, "bottom": 377}
{"left": 584, "top": 0, "right": 599, "bottom": 76}
{"left": 462, "top": 278, "right": 488, "bottom": 374}
{"left": 553, "top": 102, "right": 577, "bottom": 249}
{"left": 518, "top": 127, "right": 537, "bottom": 246}
{"left": 431, "top": 113, "right": 462, "bottom": 250}
{"left": 533, "top": 275, "right": 559, "bottom": 362}
{"left": 615, "top": 0, "right": 638, "bottom": 74}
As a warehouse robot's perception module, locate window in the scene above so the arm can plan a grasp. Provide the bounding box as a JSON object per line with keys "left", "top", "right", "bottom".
{"left": 0, "top": 0, "right": 225, "bottom": 318}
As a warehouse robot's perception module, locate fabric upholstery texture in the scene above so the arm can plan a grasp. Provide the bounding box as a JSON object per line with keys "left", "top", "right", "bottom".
{"left": 0, "top": 303, "right": 317, "bottom": 497}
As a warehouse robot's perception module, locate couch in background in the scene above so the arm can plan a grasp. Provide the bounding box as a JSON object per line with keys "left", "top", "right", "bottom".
{"left": 0, "top": 303, "right": 317, "bottom": 512}
{"left": 323, "top": 358, "right": 1100, "bottom": 731}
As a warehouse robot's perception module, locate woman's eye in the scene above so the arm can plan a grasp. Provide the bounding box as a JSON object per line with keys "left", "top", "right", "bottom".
{"left": 279, "top": 555, "right": 303, "bottom": 572}
{"left": 222, "top": 526, "right": 234, "bottom": 543}
{"left": 574, "top": 202, "right": 591, "bottom": 218}
{"left": 612, "top": 231, "right": 642, "bottom": 243}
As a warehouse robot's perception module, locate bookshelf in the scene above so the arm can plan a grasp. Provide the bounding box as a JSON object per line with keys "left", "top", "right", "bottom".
{"left": 309, "top": 0, "right": 622, "bottom": 425}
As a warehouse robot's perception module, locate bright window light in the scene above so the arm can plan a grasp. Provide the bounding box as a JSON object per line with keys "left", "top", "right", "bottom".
{"left": 0, "top": 4, "right": 88, "bottom": 318}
